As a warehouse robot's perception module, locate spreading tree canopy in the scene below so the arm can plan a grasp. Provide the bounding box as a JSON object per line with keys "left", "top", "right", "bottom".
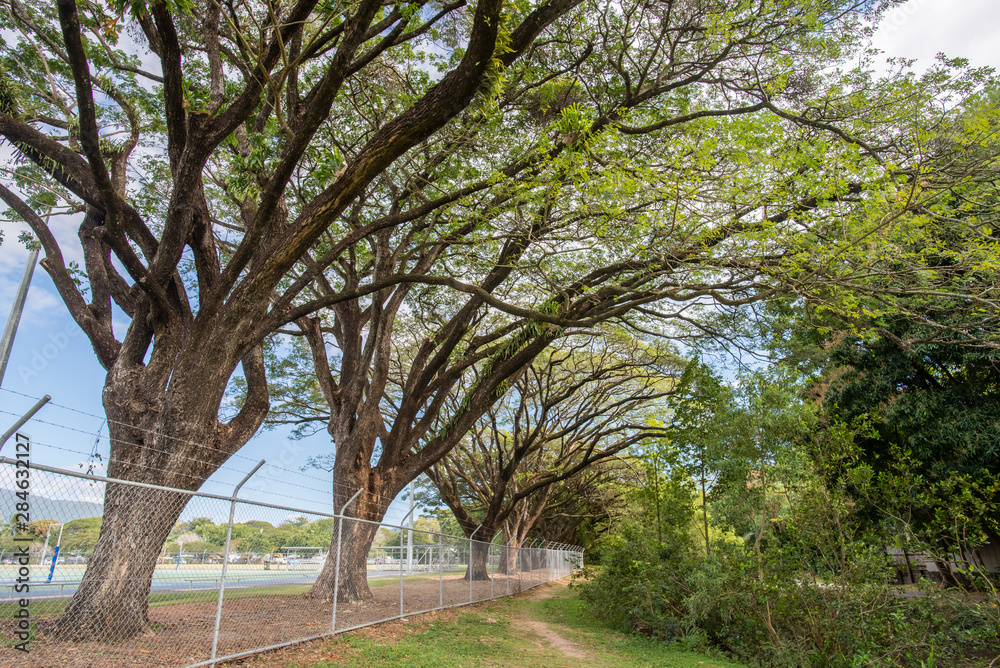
{"left": 1, "top": 0, "right": 997, "bottom": 637}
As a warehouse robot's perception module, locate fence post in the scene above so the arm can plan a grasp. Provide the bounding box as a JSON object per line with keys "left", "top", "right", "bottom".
{"left": 468, "top": 524, "right": 482, "bottom": 603}
{"left": 210, "top": 459, "right": 266, "bottom": 666}
{"left": 505, "top": 537, "right": 510, "bottom": 597}
{"left": 397, "top": 503, "right": 419, "bottom": 618}
{"left": 529, "top": 539, "right": 539, "bottom": 589}
{"left": 528, "top": 539, "right": 534, "bottom": 588}
{"left": 0, "top": 394, "right": 50, "bottom": 452}
{"left": 332, "top": 487, "right": 363, "bottom": 633}
{"left": 525, "top": 539, "right": 532, "bottom": 589}
{"left": 518, "top": 539, "right": 522, "bottom": 593}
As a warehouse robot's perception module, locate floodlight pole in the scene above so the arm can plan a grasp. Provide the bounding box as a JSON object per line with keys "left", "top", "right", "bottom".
{"left": 0, "top": 247, "right": 39, "bottom": 387}
{"left": 39, "top": 521, "right": 53, "bottom": 566}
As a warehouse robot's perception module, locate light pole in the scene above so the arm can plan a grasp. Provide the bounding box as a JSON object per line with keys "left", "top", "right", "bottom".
{"left": 0, "top": 246, "right": 39, "bottom": 387}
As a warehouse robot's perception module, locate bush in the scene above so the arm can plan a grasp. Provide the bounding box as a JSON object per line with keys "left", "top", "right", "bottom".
{"left": 581, "top": 523, "right": 1000, "bottom": 667}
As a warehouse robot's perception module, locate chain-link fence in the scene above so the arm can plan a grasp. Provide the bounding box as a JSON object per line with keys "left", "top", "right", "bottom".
{"left": 0, "top": 457, "right": 583, "bottom": 667}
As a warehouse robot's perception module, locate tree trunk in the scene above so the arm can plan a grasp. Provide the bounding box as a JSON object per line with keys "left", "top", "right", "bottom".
{"left": 521, "top": 546, "right": 534, "bottom": 571}
{"left": 54, "top": 481, "right": 189, "bottom": 640}
{"left": 498, "top": 541, "right": 515, "bottom": 575}
{"left": 902, "top": 547, "right": 916, "bottom": 584}
{"left": 308, "top": 516, "right": 381, "bottom": 603}
{"left": 464, "top": 533, "right": 493, "bottom": 581}
{"left": 53, "top": 344, "right": 268, "bottom": 641}
{"left": 530, "top": 547, "right": 546, "bottom": 571}
{"left": 308, "top": 458, "right": 400, "bottom": 603}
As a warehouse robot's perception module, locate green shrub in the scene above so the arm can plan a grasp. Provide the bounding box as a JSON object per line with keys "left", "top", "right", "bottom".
{"left": 582, "top": 529, "right": 1000, "bottom": 667}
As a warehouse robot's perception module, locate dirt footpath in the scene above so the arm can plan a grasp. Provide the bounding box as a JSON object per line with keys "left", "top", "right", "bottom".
{"left": 512, "top": 580, "right": 592, "bottom": 660}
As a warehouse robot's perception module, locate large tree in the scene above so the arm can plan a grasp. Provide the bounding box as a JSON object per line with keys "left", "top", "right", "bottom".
{"left": 425, "top": 330, "right": 679, "bottom": 580}
{"left": 0, "top": 0, "right": 581, "bottom": 639}
{"left": 261, "top": 0, "right": 938, "bottom": 603}
{"left": 666, "top": 358, "right": 734, "bottom": 558}
{"left": 2, "top": 0, "right": 991, "bottom": 638}
{"left": 528, "top": 458, "right": 634, "bottom": 554}
{"left": 820, "top": 321, "right": 1000, "bottom": 575}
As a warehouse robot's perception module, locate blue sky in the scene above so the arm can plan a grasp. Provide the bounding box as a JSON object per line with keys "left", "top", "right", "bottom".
{"left": 1, "top": 0, "right": 998, "bottom": 527}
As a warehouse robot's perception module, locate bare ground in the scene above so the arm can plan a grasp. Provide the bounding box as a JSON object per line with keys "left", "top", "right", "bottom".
{"left": 512, "top": 580, "right": 591, "bottom": 660}
{"left": 0, "top": 572, "right": 545, "bottom": 668}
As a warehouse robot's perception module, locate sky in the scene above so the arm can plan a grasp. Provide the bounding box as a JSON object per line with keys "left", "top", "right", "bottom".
{"left": 0, "top": 0, "right": 998, "bottom": 526}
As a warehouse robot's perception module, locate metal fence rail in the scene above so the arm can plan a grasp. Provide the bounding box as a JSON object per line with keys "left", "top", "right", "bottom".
{"left": 0, "top": 458, "right": 583, "bottom": 667}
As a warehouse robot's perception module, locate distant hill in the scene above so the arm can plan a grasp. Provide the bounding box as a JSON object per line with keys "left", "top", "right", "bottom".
{"left": 0, "top": 488, "right": 103, "bottom": 522}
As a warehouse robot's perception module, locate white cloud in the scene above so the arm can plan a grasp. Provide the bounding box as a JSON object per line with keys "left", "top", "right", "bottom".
{"left": 872, "top": 0, "right": 1000, "bottom": 70}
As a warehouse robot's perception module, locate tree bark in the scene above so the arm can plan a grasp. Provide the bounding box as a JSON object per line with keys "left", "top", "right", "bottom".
{"left": 496, "top": 541, "right": 518, "bottom": 575}
{"left": 307, "top": 456, "right": 400, "bottom": 602}
{"left": 464, "top": 531, "right": 494, "bottom": 581}
{"left": 54, "top": 482, "right": 189, "bottom": 640}
{"left": 54, "top": 343, "right": 268, "bottom": 639}
{"left": 308, "top": 516, "right": 381, "bottom": 603}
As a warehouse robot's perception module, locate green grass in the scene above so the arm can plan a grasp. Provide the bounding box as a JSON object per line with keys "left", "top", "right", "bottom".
{"left": 297, "top": 583, "right": 746, "bottom": 668}
{"left": 0, "top": 584, "right": 315, "bottom": 619}
{"left": 368, "top": 572, "right": 456, "bottom": 588}
{"left": 0, "top": 573, "right": 452, "bottom": 619}
{"left": 149, "top": 585, "right": 313, "bottom": 608}
{"left": 524, "top": 585, "right": 745, "bottom": 668}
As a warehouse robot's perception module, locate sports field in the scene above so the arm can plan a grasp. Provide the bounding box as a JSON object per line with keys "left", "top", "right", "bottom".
{"left": 0, "top": 562, "right": 458, "bottom": 601}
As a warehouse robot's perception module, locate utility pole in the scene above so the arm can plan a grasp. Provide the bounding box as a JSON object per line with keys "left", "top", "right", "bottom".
{"left": 0, "top": 247, "right": 39, "bottom": 386}
{"left": 406, "top": 481, "right": 414, "bottom": 574}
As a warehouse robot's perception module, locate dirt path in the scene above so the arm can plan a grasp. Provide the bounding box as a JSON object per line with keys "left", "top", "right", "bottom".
{"left": 513, "top": 579, "right": 592, "bottom": 660}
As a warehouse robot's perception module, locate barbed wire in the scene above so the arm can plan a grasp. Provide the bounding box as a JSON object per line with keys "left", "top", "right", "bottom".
{"left": 2, "top": 388, "right": 337, "bottom": 485}
{"left": 0, "top": 391, "right": 437, "bottom": 520}
{"left": 0, "top": 420, "right": 430, "bottom": 522}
